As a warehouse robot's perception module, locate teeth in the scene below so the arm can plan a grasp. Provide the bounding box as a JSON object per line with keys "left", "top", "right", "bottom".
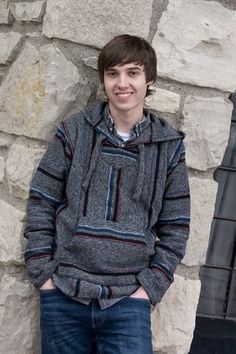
{"left": 116, "top": 93, "right": 132, "bottom": 96}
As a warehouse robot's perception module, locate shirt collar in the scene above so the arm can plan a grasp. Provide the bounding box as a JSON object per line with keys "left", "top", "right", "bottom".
{"left": 104, "top": 104, "right": 150, "bottom": 142}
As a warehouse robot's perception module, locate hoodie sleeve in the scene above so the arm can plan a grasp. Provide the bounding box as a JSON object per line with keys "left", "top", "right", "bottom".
{"left": 24, "top": 122, "right": 73, "bottom": 289}
{"left": 137, "top": 139, "right": 190, "bottom": 305}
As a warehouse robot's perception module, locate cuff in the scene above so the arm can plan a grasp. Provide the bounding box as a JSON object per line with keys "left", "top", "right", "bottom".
{"left": 28, "top": 260, "right": 58, "bottom": 289}
{"left": 137, "top": 268, "right": 172, "bottom": 305}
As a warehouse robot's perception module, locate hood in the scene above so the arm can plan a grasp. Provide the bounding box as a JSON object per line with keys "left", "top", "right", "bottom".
{"left": 82, "top": 101, "right": 183, "bottom": 145}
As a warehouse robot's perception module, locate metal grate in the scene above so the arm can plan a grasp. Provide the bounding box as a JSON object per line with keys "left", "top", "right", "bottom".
{"left": 197, "top": 92, "right": 236, "bottom": 320}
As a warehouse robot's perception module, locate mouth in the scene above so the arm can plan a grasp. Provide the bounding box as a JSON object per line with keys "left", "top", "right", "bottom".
{"left": 115, "top": 92, "right": 133, "bottom": 97}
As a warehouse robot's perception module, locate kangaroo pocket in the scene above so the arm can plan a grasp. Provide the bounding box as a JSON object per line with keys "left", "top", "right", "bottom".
{"left": 61, "top": 217, "right": 149, "bottom": 274}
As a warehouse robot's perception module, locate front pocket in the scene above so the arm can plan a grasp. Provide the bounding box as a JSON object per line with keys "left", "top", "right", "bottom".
{"left": 127, "top": 297, "right": 151, "bottom": 305}
{"left": 63, "top": 221, "right": 149, "bottom": 274}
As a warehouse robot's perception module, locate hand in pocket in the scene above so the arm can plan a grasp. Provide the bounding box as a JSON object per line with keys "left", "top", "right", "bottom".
{"left": 40, "top": 278, "right": 56, "bottom": 290}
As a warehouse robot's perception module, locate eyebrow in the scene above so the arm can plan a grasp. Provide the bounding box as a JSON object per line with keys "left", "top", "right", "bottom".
{"left": 106, "top": 66, "right": 143, "bottom": 72}
{"left": 127, "top": 67, "right": 142, "bottom": 71}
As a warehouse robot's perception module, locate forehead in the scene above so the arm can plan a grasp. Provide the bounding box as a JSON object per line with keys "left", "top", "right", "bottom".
{"left": 106, "top": 62, "right": 145, "bottom": 71}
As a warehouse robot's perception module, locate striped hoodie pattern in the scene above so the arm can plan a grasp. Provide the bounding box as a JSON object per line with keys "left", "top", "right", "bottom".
{"left": 24, "top": 102, "right": 190, "bottom": 305}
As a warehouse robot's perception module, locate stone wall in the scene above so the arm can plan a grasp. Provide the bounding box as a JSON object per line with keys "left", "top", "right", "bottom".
{"left": 0, "top": 1, "right": 235, "bottom": 353}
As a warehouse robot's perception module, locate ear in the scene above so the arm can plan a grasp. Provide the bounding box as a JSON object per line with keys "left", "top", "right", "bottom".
{"left": 146, "top": 80, "right": 154, "bottom": 86}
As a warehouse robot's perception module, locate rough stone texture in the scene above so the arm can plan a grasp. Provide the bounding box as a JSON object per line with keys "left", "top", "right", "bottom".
{"left": 145, "top": 87, "right": 180, "bottom": 114}
{"left": 152, "top": 275, "right": 201, "bottom": 354}
{"left": 0, "top": 275, "right": 39, "bottom": 354}
{"left": 6, "top": 141, "right": 45, "bottom": 199}
{"left": 181, "top": 95, "right": 232, "bottom": 171}
{"left": 153, "top": 0, "right": 236, "bottom": 92}
{"left": 183, "top": 177, "right": 218, "bottom": 267}
{"left": 0, "top": 0, "right": 235, "bottom": 352}
{"left": 0, "top": 42, "right": 85, "bottom": 141}
{"left": 0, "top": 157, "right": 4, "bottom": 182}
{"left": 0, "top": 133, "right": 14, "bottom": 147}
{"left": 43, "top": 0, "right": 153, "bottom": 48}
{"left": 83, "top": 56, "right": 98, "bottom": 70}
{"left": 0, "top": 32, "right": 23, "bottom": 65}
{"left": 0, "top": 199, "right": 25, "bottom": 264}
{"left": 10, "top": 1, "right": 46, "bottom": 23}
{"left": 0, "top": 0, "right": 13, "bottom": 24}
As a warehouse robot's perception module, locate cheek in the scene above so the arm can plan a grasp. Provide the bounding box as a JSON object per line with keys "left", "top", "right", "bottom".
{"left": 138, "top": 84, "right": 149, "bottom": 96}
{"left": 104, "top": 81, "right": 112, "bottom": 95}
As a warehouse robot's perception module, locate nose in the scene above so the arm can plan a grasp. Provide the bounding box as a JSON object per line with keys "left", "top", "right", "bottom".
{"left": 117, "top": 73, "right": 128, "bottom": 89}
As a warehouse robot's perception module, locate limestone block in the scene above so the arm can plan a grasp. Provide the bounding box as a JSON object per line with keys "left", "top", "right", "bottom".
{"left": 152, "top": 275, "right": 201, "bottom": 354}
{"left": 10, "top": 0, "right": 46, "bottom": 22}
{"left": 0, "top": 32, "right": 23, "bottom": 64}
{"left": 0, "top": 157, "right": 4, "bottom": 182}
{"left": 43, "top": 0, "right": 153, "bottom": 48}
{"left": 0, "top": 199, "right": 25, "bottom": 264}
{"left": 145, "top": 87, "right": 180, "bottom": 114}
{"left": 6, "top": 141, "right": 45, "bottom": 199}
{"left": 0, "top": 0, "right": 13, "bottom": 24}
{"left": 0, "top": 275, "right": 39, "bottom": 354}
{"left": 0, "top": 42, "right": 85, "bottom": 141}
{"left": 153, "top": 0, "right": 236, "bottom": 92}
{"left": 83, "top": 56, "right": 98, "bottom": 70}
{"left": 183, "top": 177, "right": 217, "bottom": 267}
{"left": 0, "top": 133, "right": 14, "bottom": 147}
{"left": 181, "top": 95, "right": 232, "bottom": 171}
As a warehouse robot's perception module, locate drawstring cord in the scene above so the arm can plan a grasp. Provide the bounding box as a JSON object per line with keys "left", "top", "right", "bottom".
{"left": 133, "top": 143, "right": 145, "bottom": 201}
{"left": 81, "top": 134, "right": 104, "bottom": 192}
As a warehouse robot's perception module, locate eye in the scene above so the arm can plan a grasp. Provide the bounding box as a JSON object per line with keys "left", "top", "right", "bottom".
{"left": 128, "top": 71, "right": 138, "bottom": 77}
{"left": 106, "top": 71, "right": 117, "bottom": 77}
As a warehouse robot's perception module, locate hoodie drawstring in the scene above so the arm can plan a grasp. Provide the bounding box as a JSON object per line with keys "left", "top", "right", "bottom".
{"left": 82, "top": 133, "right": 104, "bottom": 192}
{"left": 133, "top": 143, "right": 145, "bottom": 201}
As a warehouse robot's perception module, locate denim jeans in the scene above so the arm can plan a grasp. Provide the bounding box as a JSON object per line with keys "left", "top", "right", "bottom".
{"left": 40, "top": 287, "right": 153, "bottom": 354}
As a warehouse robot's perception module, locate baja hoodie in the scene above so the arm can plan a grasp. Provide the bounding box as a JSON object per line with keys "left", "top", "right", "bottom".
{"left": 24, "top": 102, "right": 190, "bottom": 305}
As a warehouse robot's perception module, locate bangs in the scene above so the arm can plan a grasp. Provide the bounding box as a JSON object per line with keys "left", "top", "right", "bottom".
{"left": 98, "top": 34, "right": 157, "bottom": 84}
{"left": 103, "top": 46, "right": 147, "bottom": 71}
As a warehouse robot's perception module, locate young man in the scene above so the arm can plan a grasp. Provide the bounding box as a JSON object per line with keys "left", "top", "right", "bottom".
{"left": 24, "top": 34, "right": 190, "bottom": 354}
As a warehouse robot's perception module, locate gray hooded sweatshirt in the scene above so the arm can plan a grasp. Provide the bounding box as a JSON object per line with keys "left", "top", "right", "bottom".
{"left": 24, "top": 102, "right": 190, "bottom": 305}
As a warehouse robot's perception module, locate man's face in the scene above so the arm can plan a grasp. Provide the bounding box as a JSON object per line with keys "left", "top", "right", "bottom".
{"left": 104, "top": 63, "right": 153, "bottom": 117}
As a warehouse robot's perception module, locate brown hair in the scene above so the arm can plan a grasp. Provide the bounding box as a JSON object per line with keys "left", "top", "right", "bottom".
{"left": 98, "top": 34, "right": 157, "bottom": 94}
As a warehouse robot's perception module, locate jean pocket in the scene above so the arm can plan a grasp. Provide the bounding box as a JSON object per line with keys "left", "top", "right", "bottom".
{"left": 128, "top": 296, "right": 151, "bottom": 305}
{"left": 39, "top": 288, "right": 58, "bottom": 295}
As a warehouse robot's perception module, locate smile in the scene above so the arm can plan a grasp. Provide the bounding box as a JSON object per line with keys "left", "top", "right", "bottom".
{"left": 115, "top": 92, "right": 133, "bottom": 96}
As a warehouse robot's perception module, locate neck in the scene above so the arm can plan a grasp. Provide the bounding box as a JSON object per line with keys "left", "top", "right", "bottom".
{"left": 108, "top": 104, "right": 143, "bottom": 133}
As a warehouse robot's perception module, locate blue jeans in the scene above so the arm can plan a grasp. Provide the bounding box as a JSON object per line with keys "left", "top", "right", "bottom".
{"left": 40, "top": 288, "right": 153, "bottom": 354}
